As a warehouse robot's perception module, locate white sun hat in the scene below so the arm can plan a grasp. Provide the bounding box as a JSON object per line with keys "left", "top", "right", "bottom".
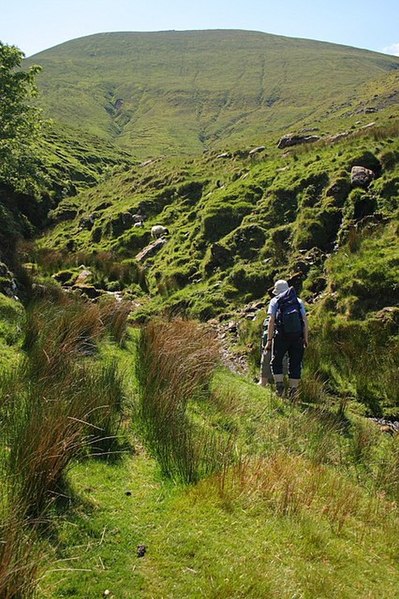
{"left": 273, "top": 279, "right": 289, "bottom": 295}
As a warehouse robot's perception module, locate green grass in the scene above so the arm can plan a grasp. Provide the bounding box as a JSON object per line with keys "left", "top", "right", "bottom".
{"left": 0, "top": 293, "right": 23, "bottom": 368}
{"left": 1, "top": 302, "right": 398, "bottom": 597}
{"left": 39, "top": 367, "right": 399, "bottom": 598}
{"left": 25, "top": 30, "right": 399, "bottom": 158}
{"left": 35, "top": 122, "right": 399, "bottom": 413}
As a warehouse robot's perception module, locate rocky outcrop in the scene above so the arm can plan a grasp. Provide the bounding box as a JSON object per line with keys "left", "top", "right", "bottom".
{"left": 350, "top": 166, "right": 375, "bottom": 188}
{"left": 136, "top": 238, "right": 167, "bottom": 263}
{"left": 277, "top": 133, "right": 320, "bottom": 149}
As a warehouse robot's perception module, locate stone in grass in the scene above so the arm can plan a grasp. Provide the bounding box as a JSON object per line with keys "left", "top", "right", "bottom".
{"left": 350, "top": 166, "right": 375, "bottom": 188}
{"left": 137, "top": 544, "right": 147, "bottom": 557}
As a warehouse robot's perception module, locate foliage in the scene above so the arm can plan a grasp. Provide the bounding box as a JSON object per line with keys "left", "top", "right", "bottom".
{"left": 0, "top": 42, "right": 44, "bottom": 193}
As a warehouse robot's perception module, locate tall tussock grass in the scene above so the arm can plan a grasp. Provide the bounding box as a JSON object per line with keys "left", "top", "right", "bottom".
{"left": 135, "top": 319, "right": 232, "bottom": 483}
{"left": 0, "top": 504, "right": 44, "bottom": 599}
{"left": 0, "top": 295, "right": 126, "bottom": 595}
{"left": 2, "top": 360, "right": 123, "bottom": 518}
{"left": 304, "top": 318, "right": 399, "bottom": 414}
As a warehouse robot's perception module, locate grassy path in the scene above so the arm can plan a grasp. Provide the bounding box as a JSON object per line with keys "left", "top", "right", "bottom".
{"left": 41, "top": 406, "right": 399, "bottom": 597}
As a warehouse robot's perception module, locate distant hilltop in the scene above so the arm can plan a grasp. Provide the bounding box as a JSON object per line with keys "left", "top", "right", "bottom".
{"left": 26, "top": 30, "right": 399, "bottom": 157}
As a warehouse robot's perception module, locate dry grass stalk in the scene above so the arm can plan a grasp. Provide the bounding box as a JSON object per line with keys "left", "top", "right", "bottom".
{"left": 212, "top": 453, "right": 393, "bottom": 532}
{"left": 0, "top": 506, "right": 44, "bottom": 599}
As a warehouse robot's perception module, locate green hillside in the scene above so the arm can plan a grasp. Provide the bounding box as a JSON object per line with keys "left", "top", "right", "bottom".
{"left": 26, "top": 30, "right": 399, "bottom": 157}
{"left": 37, "top": 116, "right": 399, "bottom": 414}
{"left": 1, "top": 30, "right": 399, "bottom": 598}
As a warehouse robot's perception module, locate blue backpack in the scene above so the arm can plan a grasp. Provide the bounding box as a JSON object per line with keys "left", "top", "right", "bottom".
{"left": 276, "top": 287, "right": 303, "bottom": 335}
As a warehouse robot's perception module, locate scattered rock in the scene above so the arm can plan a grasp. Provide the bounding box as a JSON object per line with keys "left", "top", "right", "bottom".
{"left": 370, "top": 418, "right": 399, "bottom": 434}
{"left": 327, "top": 131, "right": 351, "bottom": 143}
{"left": 71, "top": 284, "right": 102, "bottom": 300}
{"left": 74, "top": 269, "right": 92, "bottom": 285}
{"left": 216, "top": 152, "right": 231, "bottom": 159}
{"left": 277, "top": 133, "right": 320, "bottom": 149}
{"left": 249, "top": 145, "right": 266, "bottom": 156}
{"left": 136, "top": 238, "right": 167, "bottom": 263}
{"left": 350, "top": 166, "right": 375, "bottom": 187}
{"left": 359, "top": 122, "right": 376, "bottom": 130}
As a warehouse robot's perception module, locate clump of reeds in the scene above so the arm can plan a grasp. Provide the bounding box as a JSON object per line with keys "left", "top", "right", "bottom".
{"left": 98, "top": 297, "right": 132, "bottom": 346}
{"left": 0, "top": 293, "right": 127, "bottom": 586}
{"left": 135, "top": 318, "right": 232, "bottom": 483}
{"left": 0, "top": 293, "right": 127, "bottom": 595}
{"left": 0, "top": 501, "right": 45, "bottom": 599}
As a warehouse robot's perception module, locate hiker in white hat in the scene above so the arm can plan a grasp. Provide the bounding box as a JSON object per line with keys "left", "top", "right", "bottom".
{"left": 263, "top": 279, "right": 308, "bottom": 398}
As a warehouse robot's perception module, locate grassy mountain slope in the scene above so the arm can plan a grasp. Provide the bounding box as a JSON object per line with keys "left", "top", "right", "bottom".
{"left": 38, "top": 114, "right": 399, "bottom": 413}
{"left": 26, "top": 30, "right": 399, "bottom": 157}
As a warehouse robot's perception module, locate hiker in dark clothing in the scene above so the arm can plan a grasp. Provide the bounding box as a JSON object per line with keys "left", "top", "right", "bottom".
{"left": 264, "top": 279, "right": 308, "bottom": 397}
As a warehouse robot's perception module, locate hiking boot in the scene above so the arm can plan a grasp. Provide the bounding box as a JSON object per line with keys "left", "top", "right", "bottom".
{"left": 276, "top": 382, "right": 285, "bottom": 397}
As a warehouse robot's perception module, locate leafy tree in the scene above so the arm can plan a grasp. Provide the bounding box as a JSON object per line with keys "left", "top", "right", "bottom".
{"left": 0, "top": 41, "right": 43, "bottom": 193}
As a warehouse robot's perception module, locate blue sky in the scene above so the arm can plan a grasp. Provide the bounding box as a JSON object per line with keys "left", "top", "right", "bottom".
{"left": 1, "top": 0, "right": 399, "bottom": 57}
